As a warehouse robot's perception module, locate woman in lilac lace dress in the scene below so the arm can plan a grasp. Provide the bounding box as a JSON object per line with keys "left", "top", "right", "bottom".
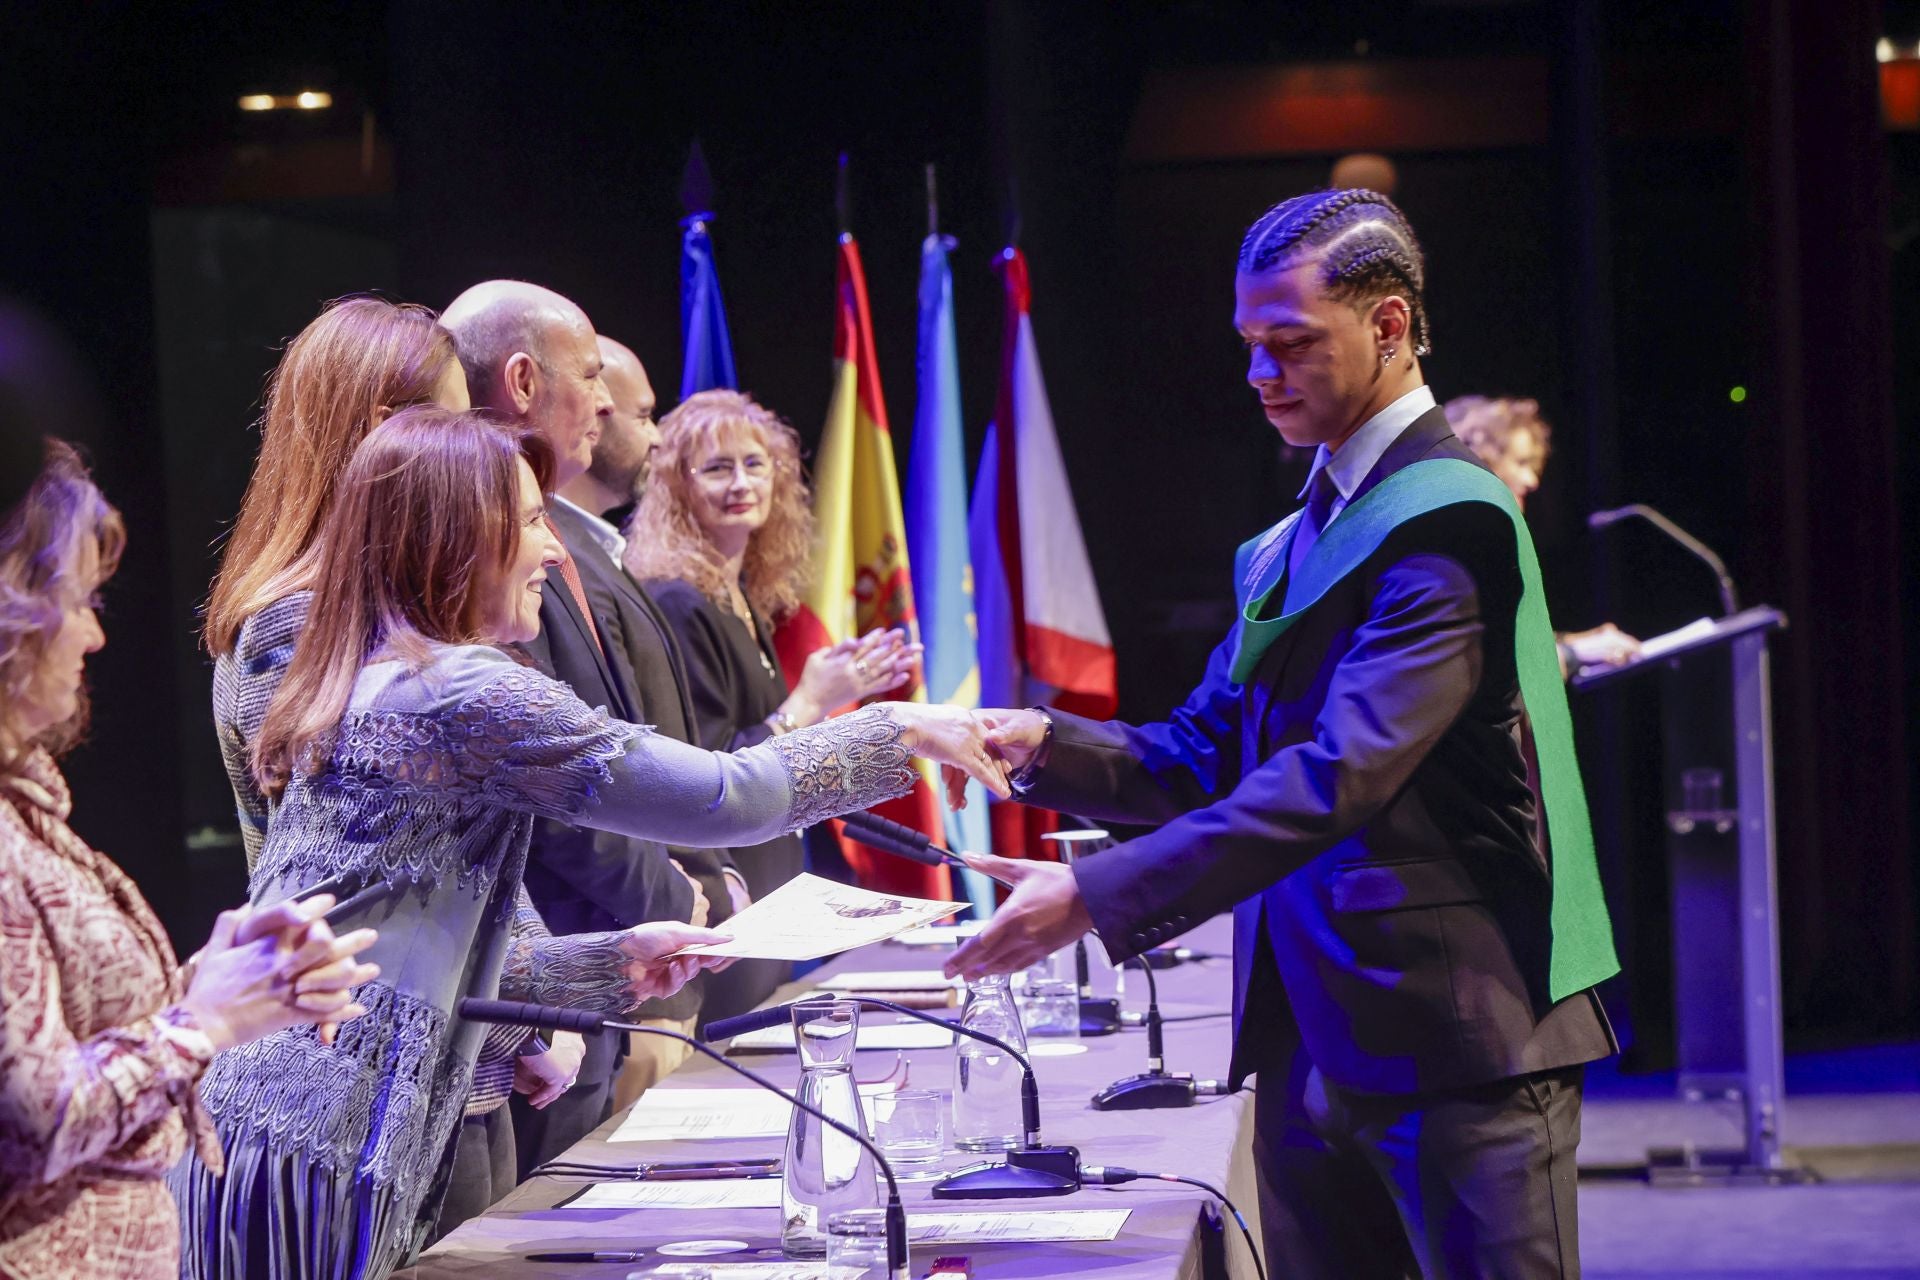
{"left": 0, "top": 443, "right": 377, "bottom": 1280}
{"left": 197, "top": 296, "right": 617, "bottom": 1232}
{"left": 176, "top": 408, "right": 1010, "bottom": 1280}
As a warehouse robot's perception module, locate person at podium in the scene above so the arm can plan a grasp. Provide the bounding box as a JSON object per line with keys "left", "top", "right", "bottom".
{"left": 1443, "top": 395, "right": 1642, "bottom": 677}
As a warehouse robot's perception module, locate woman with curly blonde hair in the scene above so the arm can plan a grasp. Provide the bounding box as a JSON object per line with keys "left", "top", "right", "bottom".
{"left": 627, "top": 390, "right": 920, "bottom": 1016}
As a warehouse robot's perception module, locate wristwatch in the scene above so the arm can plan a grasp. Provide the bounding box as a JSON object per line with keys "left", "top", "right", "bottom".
{"left": 764, "top": 708, "right": 799, "bottom": 736}
{"left": 1009, "top": 707, "right": 1055, "bottom": 797}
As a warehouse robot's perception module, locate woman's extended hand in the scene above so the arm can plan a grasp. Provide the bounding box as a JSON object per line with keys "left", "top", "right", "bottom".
{"left": 616, "top": 922, "right": 733, "bottom": 1005}
{"left": 178, "top": 894, "right": 380, "bottom": 1053}
{"left": 883, "top": 703, "right": 1013, "bottom": 806}
{"left": 787, "top": 628, "right": 922, "bottom": 725}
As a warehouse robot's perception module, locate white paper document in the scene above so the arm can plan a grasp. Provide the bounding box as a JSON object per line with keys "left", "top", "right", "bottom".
{"left": 1635, "top": 616, "right": 1718, "bottom": 662}
{"left": 907, "top": 1208, "right": 1132, "bottom": 1244}
{"left": 816, "top": 969, "right": 962, "bottom": 992}
{"left": 608, "top": 1088, "right": 793, "bottom": 1143}
{"left": 891, "top": 919, "right": 990, "bottom": 947}
{"left": 648, "top": 1267, "right": 825, "bottom": 1280}
{"left": 725, "top": 1019, "right": 955, "bottom": 1053}
{"left": 671, "top": 874, "right": 965, "bottom": 961}
{"left": 587, "top": 1204, "right": 1132, "bottom": 1246}
{"left": 566, "top": 1178, "right": 784, "bottom": 1210}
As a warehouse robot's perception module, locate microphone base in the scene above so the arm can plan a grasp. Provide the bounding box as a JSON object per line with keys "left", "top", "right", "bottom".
{"left": 931, "top": 1145, "right": 1081, "bottom": 1200}
{"left": 1079, "top": 997, "right": 1121, "bottom": 1037}
{"left": 1091, "top": 1071, "right": 1197, "bottom": 1110}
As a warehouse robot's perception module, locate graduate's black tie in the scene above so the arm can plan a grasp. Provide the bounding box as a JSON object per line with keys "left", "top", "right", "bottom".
{"left": 1289, "top": 465, "right": 1340, "bottom": 578}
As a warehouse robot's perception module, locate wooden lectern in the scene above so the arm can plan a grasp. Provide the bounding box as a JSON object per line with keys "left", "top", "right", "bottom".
{"left": 1572, "top": 605, "right": 1806, "bottom": 1184}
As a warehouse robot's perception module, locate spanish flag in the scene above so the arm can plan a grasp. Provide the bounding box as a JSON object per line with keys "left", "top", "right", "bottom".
{"left": 775, "top": 233, "right": 951, "bottom": 898}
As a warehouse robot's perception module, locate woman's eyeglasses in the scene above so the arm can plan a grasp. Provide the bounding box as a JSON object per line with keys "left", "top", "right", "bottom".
{"left": 693, "top": 455, "right": 772, "bottom": 485}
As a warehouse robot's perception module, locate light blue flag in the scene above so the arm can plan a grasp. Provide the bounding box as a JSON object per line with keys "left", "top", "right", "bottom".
{"left": 680, "top": 213, "right": 738, "bottom": 398}
{"left": 906, "top": 232, "right": 995, "bottom": 917}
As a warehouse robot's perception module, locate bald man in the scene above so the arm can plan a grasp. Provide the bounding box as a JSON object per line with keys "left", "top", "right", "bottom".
{"left": 443, "top": 284, "right": 736, "bottom": 1175}
{"left": 544, "top": 335, "right": 760, "bottom": 1109}
{"left": 440, "top": 280, "right": 611, "bottom": 485}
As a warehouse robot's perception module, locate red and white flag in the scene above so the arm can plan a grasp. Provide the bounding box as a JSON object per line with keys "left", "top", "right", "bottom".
{"left": 968, "top": 247, "right": 1116, "bottom": 857}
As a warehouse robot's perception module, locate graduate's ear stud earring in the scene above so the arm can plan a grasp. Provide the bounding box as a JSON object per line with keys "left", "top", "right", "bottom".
{"left": 1382, "top": 349, "right": 1396, "bottom": 366}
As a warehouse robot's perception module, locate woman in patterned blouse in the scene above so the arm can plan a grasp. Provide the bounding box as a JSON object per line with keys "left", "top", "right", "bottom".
{"left": 177, "top": 408, "right": 1011, "bottom": 1280}
{"left": 0, "top": 441, "right": 380, "bottom": 1280}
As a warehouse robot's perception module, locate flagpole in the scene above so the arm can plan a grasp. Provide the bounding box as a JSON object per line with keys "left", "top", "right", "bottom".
{"left": 836, "top": 151, "right": 853, "bottom": 239}
{"left": 677, "top": 139, "right": 737, "bottom": 397}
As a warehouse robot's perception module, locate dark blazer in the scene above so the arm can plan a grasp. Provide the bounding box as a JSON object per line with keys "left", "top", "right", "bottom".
{"left": 1031, "top": 406, "right": 1614, "bottom": 1095}
{"left": 530, "top": 503, "right": 742, "bottom": 1016}
{"left": 645, "top": 577, "right": 808, "bottom": 1021}
{"left": 516, "top": 527, "right": 695, "bottom": 1072}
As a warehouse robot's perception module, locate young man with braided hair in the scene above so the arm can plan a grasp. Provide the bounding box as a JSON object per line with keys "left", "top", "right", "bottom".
{"left": 949, "top": 188, "right": 1618, "bottom": 1278}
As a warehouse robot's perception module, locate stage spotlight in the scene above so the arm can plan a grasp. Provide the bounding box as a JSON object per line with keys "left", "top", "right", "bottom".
{"left": 236, "top": 91, "right": 334, "bottom": 112}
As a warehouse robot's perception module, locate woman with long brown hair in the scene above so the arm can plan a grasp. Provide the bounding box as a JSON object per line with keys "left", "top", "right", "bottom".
{"left": 0, "top": 441, "right": 377, "bottom": 1280}
{"left": 197, "top": 296, "right": 597, "bottom": 1232}
{"left": 177, "top": 407, "right": 1009, "bottom": 1280}
{"left": 627, "top": 389, "right": 918, "bottom": 1018}
{"left": 205, "top": 295, "right": 468, "bottom": 865}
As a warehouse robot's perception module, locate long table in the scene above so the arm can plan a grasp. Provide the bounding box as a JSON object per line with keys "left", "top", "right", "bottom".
{"left": 399, "top": 913, "right": 1254, "bottom": 1280}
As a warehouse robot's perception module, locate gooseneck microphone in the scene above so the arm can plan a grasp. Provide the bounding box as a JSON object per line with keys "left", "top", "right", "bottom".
{"left": 1588, "top": 503, "right": 1739, "bottom": 617}
{"left": 701, "top": 996, "right": 1079, "bottom": 1200}
{"left": 1075, "top": 939, "right": 1121, "bottom": 1036}
{"left": 460, "top": 998, "right": 911, "bottom": 1279}
{"left": 840, "top": 811, "right": 971, "bottom": 872}
{"left": 1090, "top": 958, "right": 1232, "bottom": 1111}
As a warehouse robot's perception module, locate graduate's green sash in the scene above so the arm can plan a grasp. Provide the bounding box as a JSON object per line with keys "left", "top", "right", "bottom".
{"left": 1230, "top": 457, "right": 1619, "bottom": 1002}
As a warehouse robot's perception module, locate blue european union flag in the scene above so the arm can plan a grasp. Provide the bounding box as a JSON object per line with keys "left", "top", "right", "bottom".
{"left": 680, "top": 213, "right": 738, "bottom": 399}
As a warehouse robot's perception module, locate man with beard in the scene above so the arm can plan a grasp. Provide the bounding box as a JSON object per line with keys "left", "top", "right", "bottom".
{"left": 547, "top": 334, "right": 753, "bottom": 1113}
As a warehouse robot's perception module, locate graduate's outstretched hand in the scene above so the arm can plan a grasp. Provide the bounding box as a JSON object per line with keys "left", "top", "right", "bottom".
{"left": 943, "top": 853, "right": 1092, "bottom": 980}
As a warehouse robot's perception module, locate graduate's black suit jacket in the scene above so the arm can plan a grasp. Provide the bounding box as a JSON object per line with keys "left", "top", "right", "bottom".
{"left": 1030, "top": 408, "right": 1613, "bottom": 1096}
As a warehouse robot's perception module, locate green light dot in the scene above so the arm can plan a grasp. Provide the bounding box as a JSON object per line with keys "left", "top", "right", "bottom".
{"left": 1729, "top": 385, "right": 1748, "bottom": 404}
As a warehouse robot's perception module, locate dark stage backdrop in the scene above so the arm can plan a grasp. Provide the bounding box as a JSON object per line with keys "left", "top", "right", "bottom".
{"left": 4, "top": 0, "right": 1911, "bottom": 1051}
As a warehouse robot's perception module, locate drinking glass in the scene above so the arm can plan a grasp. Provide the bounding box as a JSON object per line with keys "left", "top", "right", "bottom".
{"left": 870, "top": 1088, "right": 945, "bottom": 1165}
{"left": 824, "top": 1207, "right": 893, "bottom": 1277}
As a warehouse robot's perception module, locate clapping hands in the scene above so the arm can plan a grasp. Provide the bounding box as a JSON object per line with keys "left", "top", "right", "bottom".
{"left": 788, "top": 628, "right": 923, "bottom": 724}
{"left": 178, "top": 894, "right": 380, "bottom": 1052}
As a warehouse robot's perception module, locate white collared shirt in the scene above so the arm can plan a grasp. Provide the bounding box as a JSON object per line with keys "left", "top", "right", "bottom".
{"left": 550, "top": 494, "right": 627, "bottom": 567}
{"left": 1297, "top": 385, "right": 1437, "bottom": 527}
